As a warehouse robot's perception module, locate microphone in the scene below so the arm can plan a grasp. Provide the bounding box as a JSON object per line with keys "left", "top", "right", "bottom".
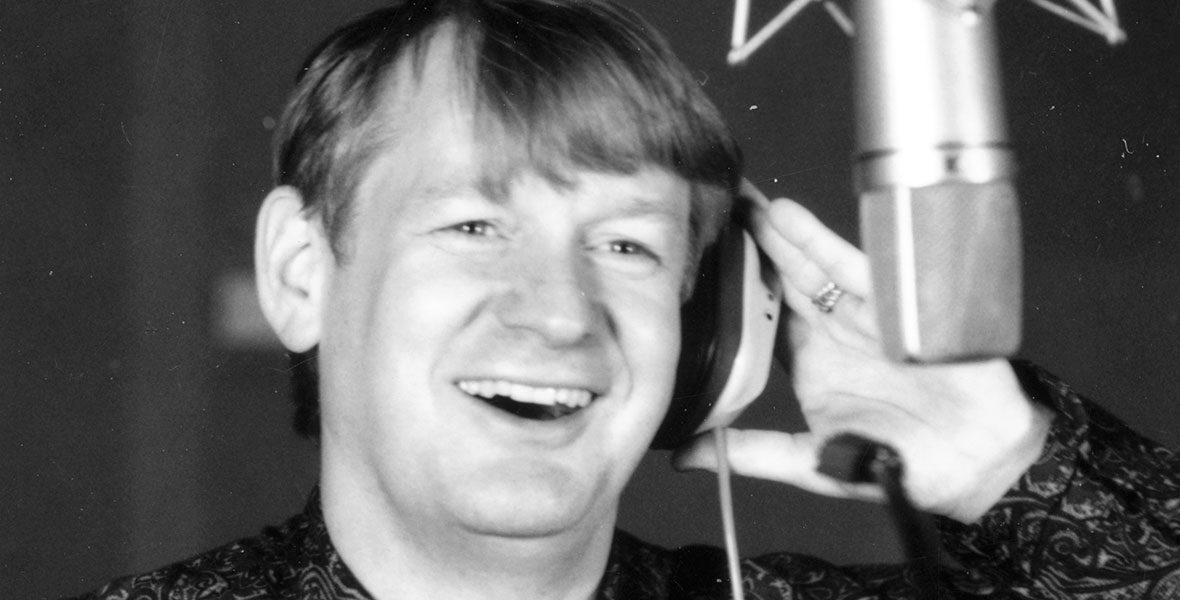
{"left": 851, "top": 0, "right": 1022, "bottom": 362}
{"left": 725, "top": 0, "right": 1122, "bottom": 361}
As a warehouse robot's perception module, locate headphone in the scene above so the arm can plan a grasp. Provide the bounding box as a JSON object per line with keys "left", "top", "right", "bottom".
{"left": 651, "top": 217, "right": 783, "bottom": 449}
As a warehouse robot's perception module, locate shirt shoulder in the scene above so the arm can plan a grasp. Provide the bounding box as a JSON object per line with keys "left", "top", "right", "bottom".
{"left": 68, "top": 517, "right": 302, "bottom": 599}
{"left": 66, "top": 497, "right": 368, "bottom": 600}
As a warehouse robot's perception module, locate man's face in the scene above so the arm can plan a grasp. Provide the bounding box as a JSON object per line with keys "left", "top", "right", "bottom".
{"left": 316, "top": 40, "right": 692, "bottom": 541}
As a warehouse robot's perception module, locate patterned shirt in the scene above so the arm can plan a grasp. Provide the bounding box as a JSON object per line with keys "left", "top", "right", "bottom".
{"left": 70, "top": 363, "right": 1180, "bottom": 599}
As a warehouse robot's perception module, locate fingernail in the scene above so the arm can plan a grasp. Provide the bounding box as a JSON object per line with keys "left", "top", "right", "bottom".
{"left": 670, "top": 450, "right": 695, "bottom": 472}
{"left": 670, "top": 449, "right": 711, "bottom": 473}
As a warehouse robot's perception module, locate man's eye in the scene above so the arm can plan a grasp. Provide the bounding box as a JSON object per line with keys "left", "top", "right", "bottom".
{"left": 449, "top": 221, "right": 495, "bottom": 236}
{"left": 608, "top": 240, "right": 660, "bottom": 263}
{"left": 609, "top": 240, "right": 641, "bottom": 255}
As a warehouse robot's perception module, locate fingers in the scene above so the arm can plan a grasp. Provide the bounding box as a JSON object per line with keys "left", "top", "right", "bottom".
{"left": 739, "top": 188, "right": 877, "bottom": 335}
{"left": 671, "top": 428, "right": 884, "bottom": 501}
{"left": 774, "top": 201, "right": 871, "bottom": 297}
{"left": 745, "top": 195, "right": 870, "bottom": 299}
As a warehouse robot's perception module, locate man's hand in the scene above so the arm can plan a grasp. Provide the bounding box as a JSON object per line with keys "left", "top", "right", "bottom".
{"left": 673, "top": 187, "right": 1052, "bottom": 523}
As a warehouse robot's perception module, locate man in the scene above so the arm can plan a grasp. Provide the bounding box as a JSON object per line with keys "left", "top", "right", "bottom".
{"left": 75, "top": 1, "right": 1179, "bottom": 598}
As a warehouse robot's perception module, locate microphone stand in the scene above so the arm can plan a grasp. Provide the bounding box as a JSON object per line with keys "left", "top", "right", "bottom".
{"left": 819, "top": 433, "right": 945, "bottom": 600}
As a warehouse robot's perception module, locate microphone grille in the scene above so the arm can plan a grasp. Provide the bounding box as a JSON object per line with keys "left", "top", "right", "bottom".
{"left": 860, "top": 179, "right": 1023, "bottom": 362}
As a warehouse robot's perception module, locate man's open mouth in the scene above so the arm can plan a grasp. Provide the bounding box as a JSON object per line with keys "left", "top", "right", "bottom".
{"left": 457, "top": 379, "right": 597, "bottom": 420}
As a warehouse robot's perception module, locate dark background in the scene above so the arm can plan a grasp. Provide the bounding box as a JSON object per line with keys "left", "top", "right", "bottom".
{"left": 2, "top": 1, "right": 1177, "bottom": 598}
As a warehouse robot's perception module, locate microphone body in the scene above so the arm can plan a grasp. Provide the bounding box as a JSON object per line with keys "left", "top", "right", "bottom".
{"left": 852, "top": 0, "right": 1022, "bottom": 362}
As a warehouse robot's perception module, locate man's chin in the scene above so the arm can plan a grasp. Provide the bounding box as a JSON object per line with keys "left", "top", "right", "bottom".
{"left": 449, "top": 470, "right": 609, "bottom": 540}
{"left": 461, "top": 509, "right": 585, "bottom": 540}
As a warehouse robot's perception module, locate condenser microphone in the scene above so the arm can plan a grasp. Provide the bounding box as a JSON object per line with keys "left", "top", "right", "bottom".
{"left": 852, "top": 0, "right": 1022, "bottom": 362}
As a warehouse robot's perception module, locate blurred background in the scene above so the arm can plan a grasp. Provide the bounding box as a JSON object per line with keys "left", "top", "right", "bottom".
{"left": 2, "top": 1, "right": 1177, "bottom": 597}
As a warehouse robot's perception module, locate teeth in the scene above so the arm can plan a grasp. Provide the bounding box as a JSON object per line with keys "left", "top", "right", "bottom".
{"left": 457, "top": 380, "right": 594, "bottom": 408}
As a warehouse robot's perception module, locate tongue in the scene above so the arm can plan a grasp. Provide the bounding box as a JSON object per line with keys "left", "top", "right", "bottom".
{"left": 482, "top": 395, "right": 581, "bottom": 420}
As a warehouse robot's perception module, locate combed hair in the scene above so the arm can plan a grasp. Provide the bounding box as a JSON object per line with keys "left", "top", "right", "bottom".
{"left": 275, "top": 0, "right": 742, "bottom": 438}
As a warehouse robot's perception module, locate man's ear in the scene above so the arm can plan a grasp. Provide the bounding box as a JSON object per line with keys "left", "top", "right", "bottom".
{"left": 255, "top": 186, "right": 331, "bottom": 352}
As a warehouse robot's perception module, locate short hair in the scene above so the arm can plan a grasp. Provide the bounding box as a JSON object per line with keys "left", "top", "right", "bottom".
{"left": 274, "top": 0, "right": 742, "bottom": 438}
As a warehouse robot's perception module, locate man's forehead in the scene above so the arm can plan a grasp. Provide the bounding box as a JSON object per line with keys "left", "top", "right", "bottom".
{"left": 356, "top": 34, "right": 689, "bottom": 210}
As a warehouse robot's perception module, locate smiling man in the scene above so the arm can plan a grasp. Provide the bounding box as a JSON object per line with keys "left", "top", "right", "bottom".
{"left": 72, "top": 1, "right": 1180, "bottom": 599}
{"left": 198, "top": 2, "right": 733, "bottom": 597}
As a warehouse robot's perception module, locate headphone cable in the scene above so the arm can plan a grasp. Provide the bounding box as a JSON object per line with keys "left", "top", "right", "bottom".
{"left": 714, "top": 427, "right": 746, "bottom": 600}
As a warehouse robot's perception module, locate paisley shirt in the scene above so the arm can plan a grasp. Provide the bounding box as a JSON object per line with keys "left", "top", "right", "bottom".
{"left": 70, "top": 363, "right": 1180, "bottom": 599}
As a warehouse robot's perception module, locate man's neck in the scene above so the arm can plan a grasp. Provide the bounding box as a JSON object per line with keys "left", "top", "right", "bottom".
{"left": 320, "top": 475, "right": 615, "bottom": 600}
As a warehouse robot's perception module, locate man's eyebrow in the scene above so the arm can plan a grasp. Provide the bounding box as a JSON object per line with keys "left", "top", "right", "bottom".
{"left": 404, "top": 180, "right": 500, "bottom": 212}
{"left": 416, "top": 181, "right": 480, "bottom": 201}
{"left": 607, "top": 193, "right": 689, "bottom": 222}
{"left": 409, "top": 178, "right": 688, "bottom": 221}
{"left": 387, "top": 180, "right": 485, "bottom": 223}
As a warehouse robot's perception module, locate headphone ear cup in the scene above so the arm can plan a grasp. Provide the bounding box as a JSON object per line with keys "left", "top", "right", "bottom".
{"left": 651, "top": 221, "right": 746, "bottom": 449}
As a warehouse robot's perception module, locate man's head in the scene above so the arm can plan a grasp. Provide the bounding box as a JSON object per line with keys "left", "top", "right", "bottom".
{"left": 256, "top": 0, "right": 739, "bottom": 543}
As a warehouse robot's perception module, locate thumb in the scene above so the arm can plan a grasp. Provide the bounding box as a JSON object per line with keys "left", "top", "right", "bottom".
{"left": 671, "top": 429, "right": 883, "bottom": 501}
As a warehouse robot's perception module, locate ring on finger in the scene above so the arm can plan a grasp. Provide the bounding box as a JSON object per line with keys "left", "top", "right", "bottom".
{"left": 811, "top": 281, "right": 845, "bottom": 313}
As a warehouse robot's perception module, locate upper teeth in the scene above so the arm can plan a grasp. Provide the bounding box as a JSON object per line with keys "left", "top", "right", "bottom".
{"left": 457, "top": 380, "right": 594, "bottom": 408}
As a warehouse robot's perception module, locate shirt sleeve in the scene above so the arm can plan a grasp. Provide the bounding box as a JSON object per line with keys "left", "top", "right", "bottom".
{"left": 937, "top": 360, "right": 1180, "bottom": 598}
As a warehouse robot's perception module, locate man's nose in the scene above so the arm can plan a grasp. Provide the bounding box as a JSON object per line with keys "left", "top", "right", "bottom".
{"left": 494, "top": 252, "right": 605, "bottom": 347}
